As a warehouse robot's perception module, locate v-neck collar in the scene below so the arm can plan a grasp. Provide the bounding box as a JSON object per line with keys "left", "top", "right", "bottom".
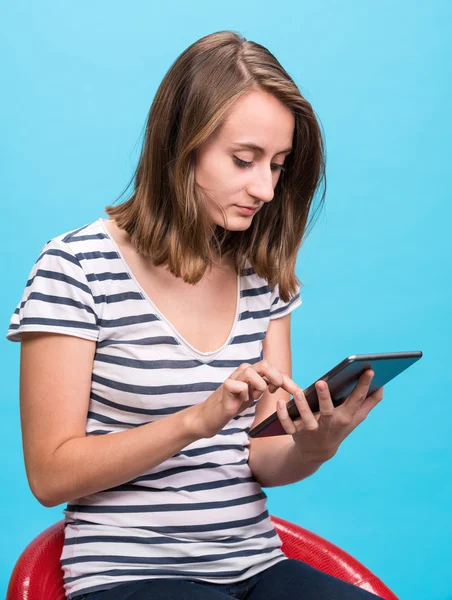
{"left": 98, "top": 218, "right": 242, "bottom": 362}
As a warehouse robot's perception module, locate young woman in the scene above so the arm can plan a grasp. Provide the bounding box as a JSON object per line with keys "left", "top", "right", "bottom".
{"left": 7, "top": 30, "right": 384, "bottom": 600}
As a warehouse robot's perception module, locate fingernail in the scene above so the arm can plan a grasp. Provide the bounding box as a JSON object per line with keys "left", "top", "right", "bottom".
{"left": 278, "top": 400, "right": 285, "bottom": 410}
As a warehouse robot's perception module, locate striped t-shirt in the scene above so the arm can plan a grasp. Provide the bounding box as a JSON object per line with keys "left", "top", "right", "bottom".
{"left": 6, "top": 217, "right": 302, "bottom": 599}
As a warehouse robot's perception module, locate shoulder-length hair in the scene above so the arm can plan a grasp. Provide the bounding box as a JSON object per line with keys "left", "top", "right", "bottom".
{"left": 105, "top": 30, "right": 326, "bottom": 302}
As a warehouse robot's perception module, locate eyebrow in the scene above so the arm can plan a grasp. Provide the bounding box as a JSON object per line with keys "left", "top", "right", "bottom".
{"left": 233, "top": 142, "right": 293, "bottom": 155}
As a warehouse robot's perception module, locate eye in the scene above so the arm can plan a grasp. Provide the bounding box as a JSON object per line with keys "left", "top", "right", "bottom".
{"left": 233, "top": 156, "right": 286, "bottom": 172}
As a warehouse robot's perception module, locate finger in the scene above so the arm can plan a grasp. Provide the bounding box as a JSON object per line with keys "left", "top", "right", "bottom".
{"left": 229, "top": 363, "right": 253, "bottom": 380}
{"left": 355, "top": 386, "right": 384, "bottom": 422}
{"left": 276, "top": 399, "right": 301, "bottom": 435}
{"left": 230, "top": 363, "right": 280, "bottom": 396}
{"left": 315, "top": 380, "right": 335, "bottom": 421}
{"left": 251, "top": 360, "right": 285, "bottom": 393}
{"left": 342, "top": 370, "right": 374, "bottom": 414}
{"left": 247, "top": 382, "right": 266, "bottom": 402}
{"left": 292, "top": 390, "right": 319, "bottom": 431}
{"left": 233, "top": 360, "right": 303, "bottom": 400}
{"left": 223, "top": 379, "right": 251, "bottom": 409}
{"left": 239, "top": 366, "right": 273, "bottom": 400}
{"left": 254, "top": 359, "right": 304, "bottom": 399}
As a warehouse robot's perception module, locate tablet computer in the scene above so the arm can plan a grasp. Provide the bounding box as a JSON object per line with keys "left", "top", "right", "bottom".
{"left": 248, "top": 351, "right": 422, "bottom": 438}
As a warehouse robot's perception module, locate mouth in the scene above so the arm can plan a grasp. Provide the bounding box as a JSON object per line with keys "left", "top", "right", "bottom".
{"left": 235, "top": 205, "right": 259, "bottom": 216}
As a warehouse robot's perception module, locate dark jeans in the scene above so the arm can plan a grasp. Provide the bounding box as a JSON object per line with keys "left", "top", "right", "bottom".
{"left": 75, "top": 558, "right": 384, "bottom": 599}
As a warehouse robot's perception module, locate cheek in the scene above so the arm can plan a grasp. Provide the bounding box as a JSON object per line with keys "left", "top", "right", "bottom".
{"left": 196, "top": 155, "right": 244, "bottom": 196}
{"left": 195, "top": 151, "right": 223, "bottom": 188}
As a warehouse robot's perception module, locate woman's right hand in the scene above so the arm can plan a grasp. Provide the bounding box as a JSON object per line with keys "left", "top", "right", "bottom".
{"left": 192, "top": 360, "right": 301, "bottom": 438}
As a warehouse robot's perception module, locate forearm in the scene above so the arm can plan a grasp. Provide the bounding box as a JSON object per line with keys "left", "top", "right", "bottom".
{"left": 248, "top": 436, "right": 325, "bottom": 487}
{"left": 32, "top": 404, "right": 201, "bottom": 507}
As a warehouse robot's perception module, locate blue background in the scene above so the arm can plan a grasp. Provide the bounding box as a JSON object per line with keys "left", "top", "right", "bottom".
{"left": 1, "top": 2, "right": 451, "bottom": 599}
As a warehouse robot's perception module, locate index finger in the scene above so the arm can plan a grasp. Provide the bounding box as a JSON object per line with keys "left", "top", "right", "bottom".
{"left": 231, "top": 360, "right": 302, "bottom": 398}
{"left": 254, "top": 360, "right": 303, "bottom": 398}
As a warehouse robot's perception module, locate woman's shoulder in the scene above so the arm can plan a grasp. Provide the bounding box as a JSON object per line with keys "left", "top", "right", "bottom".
{"left": 38, "top": 218, "right": 116, "bottom": 274}
{"left": 240, "top": 259, "right": 272, "bottom": 291}
{"left": 46, "top": 218, "right": 108, "bottom": 252}
{"left": 6, "top": 219, "right": 107, "bottom": 343}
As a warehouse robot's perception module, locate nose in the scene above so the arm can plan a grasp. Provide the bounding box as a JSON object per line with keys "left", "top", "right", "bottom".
{"left": 246, "top": 166, "right": 275, "bottom": 204}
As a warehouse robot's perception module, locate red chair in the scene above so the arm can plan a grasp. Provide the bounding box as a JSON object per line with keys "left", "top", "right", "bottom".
{"left": 6, "top": 515, "right": 398, "bottom": 600}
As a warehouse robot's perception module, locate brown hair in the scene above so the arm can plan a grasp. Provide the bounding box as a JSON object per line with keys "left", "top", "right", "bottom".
{"left": 105, "top": 30, "right": 326, "bottom": 302}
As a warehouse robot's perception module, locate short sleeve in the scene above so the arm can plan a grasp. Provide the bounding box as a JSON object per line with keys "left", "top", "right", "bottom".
{"left": 269, "top": 282, "right": 302, "bottom": 320}
{"left": 6, "top": 237, "right": 99, "bottom": 342}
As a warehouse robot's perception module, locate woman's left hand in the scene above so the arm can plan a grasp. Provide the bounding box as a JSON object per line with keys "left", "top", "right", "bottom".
{"left": 276, "top": 369, "right": 384, "bottom": 465}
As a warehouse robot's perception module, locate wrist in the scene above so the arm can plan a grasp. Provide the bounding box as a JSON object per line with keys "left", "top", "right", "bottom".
{"left": 293, "top": 440, "right": 335, "bottom": 468}
{"left": 181, "top": 403, "right": 206, "bottom": 442}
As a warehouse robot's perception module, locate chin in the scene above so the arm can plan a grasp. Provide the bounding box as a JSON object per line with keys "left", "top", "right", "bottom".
{"left": 217, "top": 221, "right": 253, "bottom": 232}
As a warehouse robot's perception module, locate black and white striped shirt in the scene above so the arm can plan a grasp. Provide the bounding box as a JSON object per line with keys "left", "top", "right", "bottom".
{"left": 6, "top": 218, "right": 302, "bottom": 599}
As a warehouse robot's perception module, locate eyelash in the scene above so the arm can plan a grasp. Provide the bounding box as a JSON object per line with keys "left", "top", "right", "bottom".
{"left": 233, "top": 156, "right": 286, "bottom": 173}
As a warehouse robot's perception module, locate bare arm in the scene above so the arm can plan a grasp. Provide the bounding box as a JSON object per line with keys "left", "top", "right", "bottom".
{"left": 248, "top": 436, "right": 323, "bottom": 487}
{"left": 20, "top": 332, "right": 202, "bottom": 507}
{"left": 248, "top": 314, "right": 325, "bottom": 487}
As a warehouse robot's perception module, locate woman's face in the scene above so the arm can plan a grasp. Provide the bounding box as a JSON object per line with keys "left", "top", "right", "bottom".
{"left": 195, "top": 88, "right": 295, "bottom": 230}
